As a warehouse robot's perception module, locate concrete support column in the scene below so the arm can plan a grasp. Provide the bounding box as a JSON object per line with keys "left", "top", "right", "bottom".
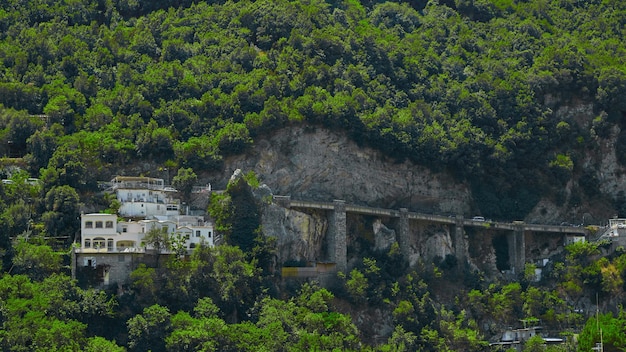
{"left": 509, "top": 226, "right": 526, "bottom": 275}
{"left": 454, "top": 215, "right": 466, "bottom": 266}
{"left": 398, "top": 208, "right": 410, "bottom": 259}
{"left": 329, "top": 200, "right": 347, "bottom": 273}
{"left": 71, "top": 248, "right": 76, "bottom": 280}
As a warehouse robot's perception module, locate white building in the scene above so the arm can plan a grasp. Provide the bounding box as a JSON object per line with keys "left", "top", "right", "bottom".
{"left": 108, "top": 176, "right": 180, "bottom": 218}
{"left": 78, "top": 213, "right": 214, "bottom": 254}
{"left": 74, "top": 175, "right": 215, "bottom": 286}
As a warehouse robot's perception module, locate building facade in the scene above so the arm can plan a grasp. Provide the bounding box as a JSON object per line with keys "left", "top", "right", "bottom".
{"left": 77, "top": 213, "right": 214, "bottom": 254}
{"left": 108, "top": 176, "right": 180, "bottom": 218}
{"left": 73, "top": 176, "right": 214, "bottom": 287}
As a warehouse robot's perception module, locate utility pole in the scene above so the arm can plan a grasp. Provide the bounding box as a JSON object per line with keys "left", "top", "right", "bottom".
{"left": 592, "top": 293, "right": 603, "bottom": 352}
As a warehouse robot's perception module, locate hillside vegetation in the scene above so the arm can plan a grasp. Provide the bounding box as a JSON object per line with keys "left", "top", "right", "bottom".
{"left": 0, "top": 0, "right": 625, "bottom": 219}
{"left": 1, "top": 0, "right": 626, "bottom": 350}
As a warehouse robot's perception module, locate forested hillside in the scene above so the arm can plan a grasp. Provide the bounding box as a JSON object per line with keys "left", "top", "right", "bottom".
{"left": 1, "top": 0, "right": 626, "bottom": 350}
{"left": 1, "top": 0, "right": 625, "bottom": 218}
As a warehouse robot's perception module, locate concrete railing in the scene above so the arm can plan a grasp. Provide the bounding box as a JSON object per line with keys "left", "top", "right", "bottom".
{"left": 273, "top": 196, "right": 588, "bottom": 235}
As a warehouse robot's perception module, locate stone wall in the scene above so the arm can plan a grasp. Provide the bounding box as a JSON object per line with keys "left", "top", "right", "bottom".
{"left": 74, "top": 252, "right": 161, "bottom": 287}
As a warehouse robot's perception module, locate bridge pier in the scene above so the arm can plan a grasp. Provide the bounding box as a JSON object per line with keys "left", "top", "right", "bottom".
{"left": 329, "top": 200, "right": 347, "bottom": 273}
{"left": 454, "top": 215, "right": 466, "bottom": 267}
{"left": 398, "top": 209, "right": 410, "bottom": 259}
{"left": 509, "top": 225, "right": 526, "bottom": 275}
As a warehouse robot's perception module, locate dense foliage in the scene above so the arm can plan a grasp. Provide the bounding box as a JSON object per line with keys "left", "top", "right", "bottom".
{"left": 1, "top": 0, "right": 626, "bottom": 350}
{"left": 0, "top": 0, "right": 625, "bottom": 219}
{"left": 4, "top": 232, "right": 626, "bottom": 350}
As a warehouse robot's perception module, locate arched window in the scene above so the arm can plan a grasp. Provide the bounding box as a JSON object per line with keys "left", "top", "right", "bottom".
{"left": 93, "top": 237, "right": 106, "bottom": 249}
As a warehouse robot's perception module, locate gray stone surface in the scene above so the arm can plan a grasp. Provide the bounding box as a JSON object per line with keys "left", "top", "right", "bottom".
{"left": 208, "top": 127, "right": 472, "bottom": 214}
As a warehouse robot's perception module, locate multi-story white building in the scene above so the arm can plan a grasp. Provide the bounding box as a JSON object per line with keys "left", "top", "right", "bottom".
{"left": 73, "top": 176, "right": 214, "bottom": 286}
{"left": 78, "top": 213, "right": 214, "bottom": 254}
{"left": 108, "top": 176, "right": 180, "bottom": 218}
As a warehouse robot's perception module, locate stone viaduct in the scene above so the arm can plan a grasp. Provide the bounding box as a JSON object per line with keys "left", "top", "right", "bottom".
{"left": 273, "top": 196, "right": 587, "bottom": 274}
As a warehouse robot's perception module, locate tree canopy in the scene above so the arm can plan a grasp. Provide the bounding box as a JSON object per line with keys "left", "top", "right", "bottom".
{"left": 0, "top": 0, "right": 623, "bottom": 219}
{"left": 1, "top": 0, "right": 626, "bottom": 350}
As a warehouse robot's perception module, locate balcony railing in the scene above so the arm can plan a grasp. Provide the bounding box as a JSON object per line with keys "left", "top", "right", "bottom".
{"left": 75, "top": 247, "right": 146, "bottom": 254}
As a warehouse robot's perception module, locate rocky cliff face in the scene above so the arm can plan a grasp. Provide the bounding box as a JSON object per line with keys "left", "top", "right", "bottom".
{"left": 260, "top": 202, "right": 328, "bottom": 265}
{"left": 524, "top": 99, "right": 623, "bottom": 225}
{"left": 208, "top": 126, "right": 474, "bottom": 265}
{"left": 204, "top": 120, "right": 625, "bottom": 268}
{"left": 195, "top": 97, "right": 626, "bottom": 271}
{"left": 210, "top": 126, "right": 472, "bottom": 214}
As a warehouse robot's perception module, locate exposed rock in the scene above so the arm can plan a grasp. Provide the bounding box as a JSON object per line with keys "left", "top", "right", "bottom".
{"left": 373, "top": 219, "right": 396, "bottom": 252}
{"left": 198, "top": 119, "right": 620, "bottom": 279}
{"left": 229, "top": 168, "right": 243, "bottom": 183}
{"left": 404, "top": 224, "right": 455, "bottom": 267}
{"left": 419, "top": 225, "right": 454, "bottom": 264}
{"left": 206, "top": 126, "right": 472, "bottom": 215}
{"left": 260, "top": 203, "right": 328, "bottom": 265}
{"left": 253, "top": 183, "right": 273, "bottom": 200}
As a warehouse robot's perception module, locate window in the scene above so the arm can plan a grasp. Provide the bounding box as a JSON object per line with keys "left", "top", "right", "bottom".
{"left": 105, "top": 221, "right": 113, "bottom": 228}
{"left": 196, "top": 230, "right": 201, "bottom": 238}
{"left": 208, "top": 231, "right": 212, "bottom": 238}
{"left": 84, "top": 257, "right": 96, "bottom": 267}
{"left": 107, "top": 239, "right": 114, "bottom": 250}
{"left": 93, "top": 238, "right": 105, "bottom": 248}
{"left": 95, "top": 221, "right": 103, "bottom": 228}
{"left": 85, "top": 239, "right": 91, "bottom": 248}
{"left": 122, "top": 226, "right": 127, "bottom": 233}
{"left": 185, "top": 234, "right": 190, "bottom": 240}
{"left": 85, "top": 221, "right": 93, "bottom": 229}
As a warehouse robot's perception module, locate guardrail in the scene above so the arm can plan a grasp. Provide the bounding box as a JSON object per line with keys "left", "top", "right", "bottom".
{"left": 274, "top": 196, "right": 588, "bottom": 235}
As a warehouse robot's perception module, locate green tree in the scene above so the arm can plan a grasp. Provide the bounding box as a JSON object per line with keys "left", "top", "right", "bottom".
{"left": 208, "top": 170, "right": 261, "bottom": 254}
{"left": 10, "top": 239, "right": 61, "bottom": 280}
{"left": 25, "top": 124, "right": 62, "bottom": 173}
{"left": 0, "top": 273, "right": 115, "bottom": 352}
{"left": 578, "top": 311, "right": 626, "bottom": 351}
{"left": 127, "top": 304, "right": 172, "bottom": 352}
{"left": 171, "top": 167, "right": 197, "bottom": 205}
{"left": 84, "top": 337, "right": 126, "bottom": 352}
{"left": 254, "top": 283, "right": 360, "bottom": 351}
{"left": 341, "top": 268, "right": 368, "bottom": 303}
{"left": 40, "top": 145, "right": 88, "bottom": 191}
{"left": 165, "top": 301, "right": 228, "bottom": 352}
{"left": 378, "top": 325, "right": 417, "bottom": 352}
{"left": 130, "top": 263, "right": 158, "bottom": 306}
{"left": 142, "top": 226, "right": 170, "bottom": 254}
{"left": 135, "top": 120, "right": 174, "bottom": 161}
{"left": 41, "top": 185, "right": 79, "bottom": 240}
{"left": 522, "top": 335, "right": 546, "bottom": 352}
{"left": 210, "top": 245, "right": 261, "bottom": 321}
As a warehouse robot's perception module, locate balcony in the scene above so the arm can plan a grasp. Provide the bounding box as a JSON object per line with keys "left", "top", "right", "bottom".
{"left": 75, "top": 247, "right": 146, "bottom": 254}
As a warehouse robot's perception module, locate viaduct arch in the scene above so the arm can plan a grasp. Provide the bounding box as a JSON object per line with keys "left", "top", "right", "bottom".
{"left": 273, "top": 196, "right": 587, "bottom": 275}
